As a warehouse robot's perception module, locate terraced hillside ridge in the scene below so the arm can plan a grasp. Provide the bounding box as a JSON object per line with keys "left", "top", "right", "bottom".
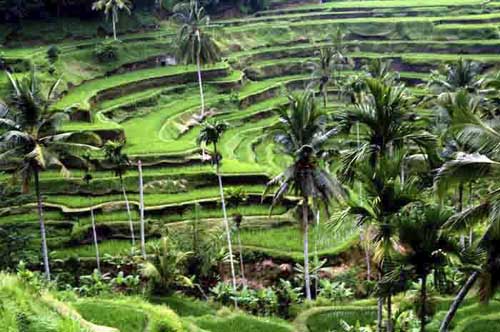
{"left": 1, "top": 0, "right": 499, "bottom": 266}
{"left": 2, "top": 0, "right": 500, "bottom": 330}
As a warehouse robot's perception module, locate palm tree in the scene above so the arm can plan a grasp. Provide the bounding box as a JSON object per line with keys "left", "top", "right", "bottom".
{"left": 434, "top": 89, "right": 500, "bottom": 332}
{"left": 336, "top": 77, "right": 438, "bottom": 182}
{"left": 82, "top": 158, "right": 101, "bottom": 273}
{"left": 392, "top": 204, "right": 457, "bottom": 332}
{"left": 174, "top": 0, "right": 221, "bottom": 118}
{"left": 196, "top": 120, "right": 238, "bottom": 299}
{"left": 307, "top": 28, "right": 350, "bottom": 108}
{"left": 103, "top": 140, "right": 135, "bottom": 246}
{"left": 0, "top": 69, "right": 101, "bottom": 280}
{"left": 92, "top": 0, "right": 132, "bottom": 40}
{"left": 264, "top": 90, "right": 343, "bottom": 300}
{"left": 140, "top": 236, "right": 193, "bottom": 293}
{"left": 428, "top": 58, "right": 484, "bottom": 95}
{"left": 333, "top": 77, "right": 437, "bottom": 332}
{"left": 333, "top": 154, "right": 420, "bottom": 332}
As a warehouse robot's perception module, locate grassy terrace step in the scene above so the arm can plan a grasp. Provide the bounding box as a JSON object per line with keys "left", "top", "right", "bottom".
{"left": 235, "top": 39, "right": 500, "bottom": 61}
{"left": 239, "top": 221, "right": 358, "bottom": 261}
{"left": 224, "top": 12, "right": 500, "bottom": 34}
{"left": 107, "top": 74, "right": 307, "bottom": 159}
{"left": 428, "top": 301, "right": 500, "bottom": 331}
{"left": 255, "top": 0, "right": 486, "bottom": 16}
{"left": 53, "top": 63, "right": 229, "bottom": 111}
{"left": 220, "top": 6, "right": 487, "bottom": 26}
{"left": 28, "top": 184, "right": 268, "bottom": 212}
{"left": 51, "top": 215, "right": 292, "bottom": 258}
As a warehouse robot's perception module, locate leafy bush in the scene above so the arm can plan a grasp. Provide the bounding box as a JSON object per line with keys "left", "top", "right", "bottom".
{"left": 318, "top": 279, "right": 354, "bottom": 303}
{"left": 75, "top": 270, "right": 111, "bottom": 296}
{"left": 93, "top": 40, "right": 121, "bottom": 63}
{"left": 75, "top": 269, "right": 141, "bottom": 296}
{"left": 276, "top": 279, "right": 302, "bottom": 318}
{"left": 211, "top": 281, "right": 280, "bottom": 316}
{"left": 47, "top": 45, "right": 60, "bottom": 63}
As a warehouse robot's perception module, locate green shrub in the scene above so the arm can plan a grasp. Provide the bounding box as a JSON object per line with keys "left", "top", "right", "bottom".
{"left": 93, "top": 40, "right": 121, "bottom": 63}
{"left": 47, "top": 45, "right": 60, "bottom": 63}
{"left": 317, "top": 279, "right": 354, "bottom": 303}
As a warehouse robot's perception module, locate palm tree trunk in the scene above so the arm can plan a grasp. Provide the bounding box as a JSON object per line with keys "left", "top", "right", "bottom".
{"left": 377, "top": 296, "right": 384, "bottom": 332}
{"left": 138, "top": 160, "right": 146, "bottom": 259}
{"left": 196, "top": 30, "right": 205, "bottom": 118}
{"left": 90, "top": 207, "right": 101, "bottom": 273}
{"left": 387, "top": 292, "right": 393, "bottom": 332}
{"left": 237, "top": 228, "right": 245, "bottom": 282}
{"left": 361, "top": 226, "right": 372, "bottom": 281}
{"left": 112, "top": 9, "right": 117, "bottom": 40}
{"left": 120, "top": 173, "right": 135, "bottom": 246}
{"left": 34, "top": 169, "right": 51, "bottom": 281}
{"left": 458, "top": 183, "right": 464, "bottom": 212}
{"left": 303, "top": 199, "right": 312, "bottom": 301}
{"left": 439, "top": 271, "right": 479, "bottom": 332}
{"left": 214, "top": 143, "right": 237, "bottom": 305}
{"left": 420, "top": 274, "right": 427, "bottom": 332}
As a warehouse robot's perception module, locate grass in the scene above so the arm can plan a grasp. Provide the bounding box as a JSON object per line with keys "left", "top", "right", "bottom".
{"left": 239, "top": 219, "right": 358, "bottom": 260}
{"left": 190, "top": 312, "right": 294, "bottom": 332}
{"left": 73, "top": 297, "right": 184, "bottom": 332}
{"left": 54, "top": 62, "right": 228, "bottom": 110}
{"left": 0, "top": 273, "right": 87, "bottom": 332}
{"left": 294, "top": 305, "right": 378, "bottom": 332}
{"left": 41, "top": 184, "right": 266, "bottom": 210}
{"left": 74, "top": 300, "right": 148, "bottom": 332}
{"left": 151, "top": 295, "right": 217, "bottom": 317}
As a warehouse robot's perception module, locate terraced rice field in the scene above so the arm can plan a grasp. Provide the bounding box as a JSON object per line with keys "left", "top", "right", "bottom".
{"left": 1, "top": 0, "right": 500, "bottom": 263}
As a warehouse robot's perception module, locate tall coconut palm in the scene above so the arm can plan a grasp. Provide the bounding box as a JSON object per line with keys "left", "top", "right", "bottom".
{"left": 174, "top": 0, "right": 221, "bottom": 118}
{"left": 0, "top": 69, "right": 101, "bottom": 280}
{"left": 92, "top": 0, "right": 132, "bottom": 40}
{"left": 196, "top": 120, "right": 238, "bottom": 299}
{"left": 434, "top": 89, "right": 500, "bottom": 332}
{"left": 103, "top": 140, "right": 135, "bottom": 246}
{"left": 264, "top": 90, "right": 343, "bottom": 300}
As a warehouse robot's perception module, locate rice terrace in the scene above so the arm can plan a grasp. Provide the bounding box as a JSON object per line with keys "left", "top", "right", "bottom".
{"left": 1, "top": 0, "right": 500, "bottom": 331}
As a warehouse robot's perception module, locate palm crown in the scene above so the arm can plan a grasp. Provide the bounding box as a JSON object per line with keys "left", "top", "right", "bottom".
{"left": 0, "top": 70, "right": 101, "bottom": 189}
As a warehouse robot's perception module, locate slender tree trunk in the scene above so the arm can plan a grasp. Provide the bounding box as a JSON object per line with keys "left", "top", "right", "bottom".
{"left": 112, "top": 11, "right": 117, "bottom": 41}
{"left": 420, "top": 274, "right": 427, "bottom": 332}
{"left": 377, "top": 296, "right": 384, "bottom": 332}
{"left": 303, "top": 199, "right": 312, "bottom": 301}
{"left": 90, "top": 207, "right": 101, "bottom": 273}
{"left": 214, "top": 143, "right": 237, "bottom": 306}
{"left": 120, "top": 174, "right": 135, "bottom": 246}
{"left": 361, "top": 226, "right": 371, "bottom": 281}
{"left": 323, "top": 88, "right": 327, "bottom": 108}
{"left": 196, "top": 30, "right": 205, "bottom": 118}
{"left": 34, "top": 169, "right": 51, "bottom": 281}
{"left": 138, "top": 160, "right": 146, "bottom": 259}
{"left": 458, "top": 183, "right": 464, "bottom": 212}
{"left": 314, "top": 210, "right": 320, "bottom": 297}
{"left": 387, "top": 292, "right": 393, "bottom": 332}
{"left": 237, "top": 228, "right": 245, "bottom": 282}
{"left": 439, "top": 271, "right": 479, "bottom": 332}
